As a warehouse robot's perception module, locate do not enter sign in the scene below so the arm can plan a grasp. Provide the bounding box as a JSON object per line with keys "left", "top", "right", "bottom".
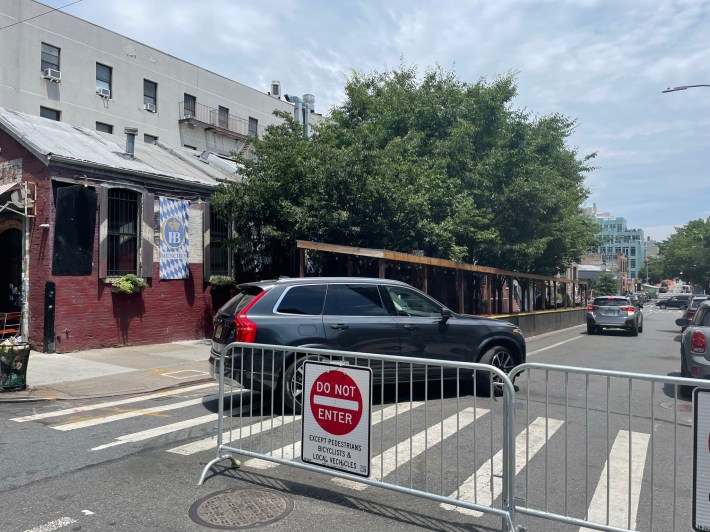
{"left": 302, "top": 360, "right": 372, "bottom": 477}
{"left": 310, "top": 370, "right": 363, "bottom": 436}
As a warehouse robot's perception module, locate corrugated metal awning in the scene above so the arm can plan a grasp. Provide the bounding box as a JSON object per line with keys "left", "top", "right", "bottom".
{"left": 0, "top": 181, "right": 29, "bottom": 216}
{"left": 0, "top": 181, "right": 21, "bottom": 197}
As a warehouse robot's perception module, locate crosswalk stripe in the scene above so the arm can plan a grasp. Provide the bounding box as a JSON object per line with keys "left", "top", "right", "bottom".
{"left": 332, "top": 406, "right": 488, "bottom": 491}
{"left": 166, "top": 415, "right": 302, "bottom": 456}
{"left": 580, "top": 430, "right": 650, "bottom": 531}
{"left": 51, "top": 397, "right": 206, "bottom": 431}
{"left": 10, "top": 383, "right": 218, "bottom": 423}
{"left": 244, "top": 401, "right": 426, "bottom": 470}
{"left": 91, "top": 413, "right": 219, "bottom": 451}
{"left": 441, "top": 416, "right": 563, "bottom": 516}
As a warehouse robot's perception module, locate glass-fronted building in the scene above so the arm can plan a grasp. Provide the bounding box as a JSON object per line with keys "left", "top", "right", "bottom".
{"left": 589, "top": 208, "right": 646, "bottom": 283}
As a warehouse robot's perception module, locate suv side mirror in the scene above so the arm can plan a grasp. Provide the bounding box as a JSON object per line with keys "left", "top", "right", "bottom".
{"left": 441, "top": 308, "right": 452, "bottom": 323}
{"left": 676, "top": 317, "right": 689, "bottom": 327}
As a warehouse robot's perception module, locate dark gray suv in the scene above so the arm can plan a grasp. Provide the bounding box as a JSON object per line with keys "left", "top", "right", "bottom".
{"left": 209, "top": 277, "right": 526, "bottom": 411}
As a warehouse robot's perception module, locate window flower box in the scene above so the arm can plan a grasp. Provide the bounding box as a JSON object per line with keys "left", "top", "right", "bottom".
{"left": 110, "top": 274, "right": 147, "bottom": 294}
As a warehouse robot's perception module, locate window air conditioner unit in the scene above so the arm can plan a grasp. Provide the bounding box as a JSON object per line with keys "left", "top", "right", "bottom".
{"left": 96, "top": 87, "right": 111, "bottom": 98}
{"left": 271, "top": 80, "right": 281, "bottom": 98}
{"left": 143, "top": 102, "right": 156, "bottom": 112}
{"left": 42, "top": 68, "right": 61, "bottom": 82}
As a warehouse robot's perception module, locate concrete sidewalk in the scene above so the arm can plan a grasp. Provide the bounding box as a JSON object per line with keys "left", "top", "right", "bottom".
{"left": 0, "top": 339, "right": 213, "bottom": 403}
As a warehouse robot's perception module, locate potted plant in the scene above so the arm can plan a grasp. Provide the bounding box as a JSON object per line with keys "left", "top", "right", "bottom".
{"left": 111, "top": 274, "right": 147, "bottom": 294}
{"left": 209, "top": 275, "right": 237, "bottom": 292}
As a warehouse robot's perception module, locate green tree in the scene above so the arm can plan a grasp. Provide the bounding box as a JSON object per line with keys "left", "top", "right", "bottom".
{"left": 658, "top": 217, "right": 710, "bottom": 289}
{"left": 643, "top": 257, "right": 665, "bottom": 285}
{"left": 594, "top": 272, "right": 619, "bottom": 296}
{"left": 213, "top": 64, "right": 598, "bottom": 276}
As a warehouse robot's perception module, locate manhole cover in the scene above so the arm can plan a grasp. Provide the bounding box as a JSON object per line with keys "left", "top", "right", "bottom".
{"left": 189, "top": 487, "right": 294, "bottom": 530}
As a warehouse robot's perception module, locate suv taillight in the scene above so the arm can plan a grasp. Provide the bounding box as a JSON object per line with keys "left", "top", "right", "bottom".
{"left": 691, "top": 331, "right": 707, "bottom": 353}
{"left": 587, "top": 305, "right": 598, "bottom": 311}
{"left": 234, "top": 291, "right": 267, "bottom": 343}
{"left": 621, "top": 306, "right": 635, "bottom": 314}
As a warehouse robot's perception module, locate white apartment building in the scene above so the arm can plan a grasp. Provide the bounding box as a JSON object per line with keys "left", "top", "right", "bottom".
{"left": 0, "top": 0, "right": 300, "bottom": 156}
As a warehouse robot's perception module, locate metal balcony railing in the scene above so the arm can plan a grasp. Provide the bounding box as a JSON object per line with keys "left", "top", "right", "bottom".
{"left": 179, "top": 101, "right": 264, "bottom": 139}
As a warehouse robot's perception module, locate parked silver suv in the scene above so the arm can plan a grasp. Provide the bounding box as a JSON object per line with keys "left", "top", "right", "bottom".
{"left": 676, "top": 300, "right": 710, "bottom": 395}
{"left": 587, "top": 296, "right": 644, "bottom": 336}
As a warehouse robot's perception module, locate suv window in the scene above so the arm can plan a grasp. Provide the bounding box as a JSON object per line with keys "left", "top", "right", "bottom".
{"left": 324, "top": 284, "right": 387, "bottom": 316}
{"left": 276, "top": 285, "right": 326, "bottom": 315}
{"left": 219, "top": 286, "right": 262, "bottom": 315}
{"left": 697, "top": 305, "right": 710, "bottom": 326}
{"left": 384, "top": 286, "right": 442, "bottom": 317}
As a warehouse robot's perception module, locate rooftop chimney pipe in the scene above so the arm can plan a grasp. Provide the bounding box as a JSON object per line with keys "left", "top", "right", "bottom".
{"left": 124, "top": 127, "right": 138, "bottom": 158}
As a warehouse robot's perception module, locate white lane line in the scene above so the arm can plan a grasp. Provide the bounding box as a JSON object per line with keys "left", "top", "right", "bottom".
{"left": 441, "top": 416, "right": 563, "bottom": 516}
{"left": 167, "top": 415, "right": 302, "bottom": 455}
{"left": 23, "top": 517, "right": 77, "bottom": 532}
{"left": 580, "top": 430, "right": 650, "bottom": 531}
{"left": 51, "top": 397, "right": 206, "bottom": 431}
{"left": 91, "top": 413, "right": 218, "bottom": 451}
{"left": 332, "top": 406, "right": 488, "bottom": 491}
{"left": 528, "top": 336, "right": 583, "bottom": 356}
{"left": 245, "top": 401, "right": 425, "bottom": 470}
{"left": 10, "top": 383, "right": 218, "bottom": 422}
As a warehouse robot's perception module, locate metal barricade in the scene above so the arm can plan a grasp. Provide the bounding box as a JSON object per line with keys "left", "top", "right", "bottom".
{"left": 509, "top": 362, "right": 705, "bottom": 532}
{"left": 198, "top": 342, "right": 522, "bottom": 531}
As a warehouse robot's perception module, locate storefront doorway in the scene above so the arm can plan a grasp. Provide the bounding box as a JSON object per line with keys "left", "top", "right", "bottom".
{"left": 0, "top": 225, "right": 22, "bottom": 312}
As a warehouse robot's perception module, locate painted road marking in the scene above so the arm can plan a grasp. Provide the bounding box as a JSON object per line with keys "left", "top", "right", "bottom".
{"left": 51, "top": 397, "right": 206, "bottom": 431}
{"left": 244, "top": 401, "right": 425, "bottom": 470}
{"left": 91, "top": 413, "right": 218, "bottom": 451}
{"left": 528, "top": 336, "right": 583, "bottom": 356}
{"left": 441, "top": 416, "right": 563, "bottom": 516}
{"left": 167, "top": 415, "right": 302, "bottom": 455}
{"left": 23, "top": 517, "right": 77, "bottom": 532}
{"left": 10, "top": 383, "right": 218, "bottom": 422}
{"left": 332, "top": 407, "right": 488, "bottom": 491}
{"left": 580, "top": 430, "right": 650, "bottom": 531}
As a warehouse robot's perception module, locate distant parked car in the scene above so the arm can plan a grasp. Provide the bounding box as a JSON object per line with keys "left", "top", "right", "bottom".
{"left": 679, "top": 296, "right": 710, "bottom": 331}
{"left": 587, "top": 296, "right": 643, "bottom": 336}
{"left": 656, "top": 294, "right": 693, "bottom": 309}
{"left": 676, "top": 300, "right": 710, "bottom": 396}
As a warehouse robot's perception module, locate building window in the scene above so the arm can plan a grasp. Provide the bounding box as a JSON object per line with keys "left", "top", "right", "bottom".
{"left": 40, "top": 106, "right": 60, "bottom": 121}
{"left": 107, "top": 189, "right": 139, "bottom": 276}
{"left": 630, "top": 259, "right": 636, "bottom": 269}
{"left": 144, "top": 79, "right": 157, "bottom": 109}
{"left": 96, "top": 63, "right": 112, "bottom": 96}
{"left": 218, "top": 106, "right": 229, "bottom": 128}
{"left": 248, "top": 117, "right": 258, "bottom": 137}
{"left": 96, "top": 122, "right": 113, "bottom": 134}
{"left": 41, "top": 43, "right": 60, "bottom": 72}
{"left": 144, "top": 134, "right": 158, "bottom": 144}
{"left": 184, "top": 93, "right": 196, "bottom": 117}
{"left": 630, "top": 248, "right": 636, "bottom": 256}
{"left": 209, "top": 206, "right": 229, "bottom": 276}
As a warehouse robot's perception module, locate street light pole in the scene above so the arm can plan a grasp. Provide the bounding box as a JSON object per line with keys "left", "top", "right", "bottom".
{"left": 662, "top": 84, "right": 710, "bottom": 93}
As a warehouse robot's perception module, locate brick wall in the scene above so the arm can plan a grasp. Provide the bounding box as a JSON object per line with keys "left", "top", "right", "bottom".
{"left": 1, "top": 130, "right": 218, "bottom": 353}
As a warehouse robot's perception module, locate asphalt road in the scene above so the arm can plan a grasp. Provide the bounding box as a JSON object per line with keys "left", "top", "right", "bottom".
{"left": 0, "top": 304, "right": 693, "bottom": 532}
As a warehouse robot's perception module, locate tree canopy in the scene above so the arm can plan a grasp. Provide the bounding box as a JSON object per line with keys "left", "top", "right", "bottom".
{"left": 213, "top": 64, "right": 599, "bottom": 277}
{"left": 594, "top": 272, "right": 620, "bottom": 296}
{"left": 653, "top": 217, "right": 710, "bottom": 290}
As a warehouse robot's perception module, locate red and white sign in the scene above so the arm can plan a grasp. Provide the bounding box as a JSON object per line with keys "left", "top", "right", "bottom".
{"left": 310, "top": 370, "right": 363, "bottom": 435}
{"left": 302, "top": 361, "right": 372, "bottom": 477}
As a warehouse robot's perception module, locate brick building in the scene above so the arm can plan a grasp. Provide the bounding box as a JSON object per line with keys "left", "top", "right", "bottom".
{"left": 0, "top": 107, "right": 236, "bottom": 352}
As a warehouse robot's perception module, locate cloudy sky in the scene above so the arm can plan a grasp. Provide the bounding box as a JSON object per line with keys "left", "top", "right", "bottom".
{"left": 44, "top": 0, "right": 710, "bottom": 242}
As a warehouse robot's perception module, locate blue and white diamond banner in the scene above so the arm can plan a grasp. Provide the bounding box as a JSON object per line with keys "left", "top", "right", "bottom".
{"left": 159, "top": 197, "right": 189, "bottom": 279}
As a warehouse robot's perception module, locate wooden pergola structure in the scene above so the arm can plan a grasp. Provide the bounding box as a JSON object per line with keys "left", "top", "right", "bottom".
{"left": 296, "top": 240, "right": 589, "bottom": 316}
